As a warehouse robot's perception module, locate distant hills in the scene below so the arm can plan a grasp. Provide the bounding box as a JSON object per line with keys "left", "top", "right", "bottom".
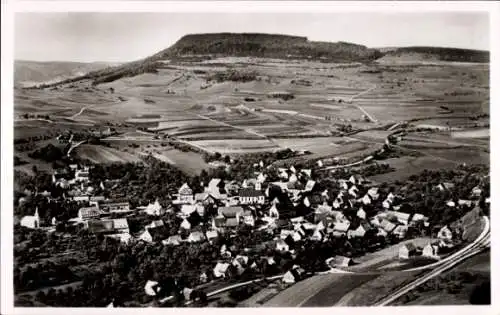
{"left": 16, "top": 33, "right": 489, "bottom": 87}
{"left": 378, "top": 46, "right": 489, "bottom": 63}
{"left": 14, "top": 60, "right": 118, "bottom": 87}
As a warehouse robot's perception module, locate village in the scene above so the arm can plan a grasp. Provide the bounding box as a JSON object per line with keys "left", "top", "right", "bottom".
{"left": 15, "top": 154, "right": 490, "bottom": 305}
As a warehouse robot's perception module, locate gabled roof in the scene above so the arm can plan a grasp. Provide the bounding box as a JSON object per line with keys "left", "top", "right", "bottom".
{"left": 112, "top": 218, "right": 129, "bottom": 230}
{"left": 239, "top": 188, "right": 264, "bottom": 197}
{"left": 402, "top": 242, "right": 418, "bottom": 252}
{"left": 179, "top": 183, "right": 193, "bottom": 194}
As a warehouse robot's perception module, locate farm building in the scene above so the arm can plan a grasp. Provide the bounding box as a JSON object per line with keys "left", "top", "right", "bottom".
{"left": 437, "top": 226, "right": 453, "bottom": 241}
{"left": 422, "top": 243, "right": 440, "bottom": 259}
{"left": 213, "top": 262, "right": 230, "bottom": 278}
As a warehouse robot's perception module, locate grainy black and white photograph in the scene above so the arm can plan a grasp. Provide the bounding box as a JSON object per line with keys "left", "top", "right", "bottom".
{"left": 2, "top": 1, "right": 497, "bottom": 311}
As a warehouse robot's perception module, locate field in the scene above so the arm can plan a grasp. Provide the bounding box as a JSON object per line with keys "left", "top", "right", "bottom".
{"left": 73, "top": 144, "right": 142, "bottom": 164}
{"left": 264, "top": 273, "right": 378, "bottom": 307}
{"left": 14, "top": 55, "right": 489, "bottom": 180}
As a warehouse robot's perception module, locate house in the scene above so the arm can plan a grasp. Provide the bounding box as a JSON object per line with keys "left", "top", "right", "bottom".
{"left": 146, "top": 220, "right": 164, "bottom": 229}
{"left": 392, "top": 225, "right": 408, "bottom": 239}
{"left": 367, "top": 187, "right": 379, "bottom": 200}
{"left": 240, "top": 210, "right": 255, "bottom": 226}
{"left": 276, "top": 240, "right": 290, "bottom": 252}
{"left": 73, "top": 196, "right": 90, "bottom": 203}
{"left": 301, "top": 169, "right": 312, "bottom": 178}
{"left": 20, "top": 208, "right": 40, "bottom": 229}
{"left": 145, "top": 200, "right": 164, "bottom": 216}
{"left": 339, "top": 180, "right": 349, "bottom": 190}
{"left": 310, "top": 229, "right": 325, "bottom": 242}
{"left": 349, "top": 175, "right": 365, "bottom": 185}
{"left": 411, "top": 213, "right": 429, "bottom": 224}
{"left": 357, "top": 208, "right": 366, "bottom": 219}
{"left": 181, "top": 204, "right": 197, "bottom": 216}
{"left": 471, "top": 186, "right": 482, "bottom": 198}
{"left": 304, "top": 180, "right": 316, "bottom": 191}
{"left": 435, "top": 182, "right": 455, "bottom": 192}
{"left": 112, "top": 218, "right": 129, "bottom": 233}
{"left": 282, "top": 265, "right": 305, "bottom": 284}
{"left": 317, "top": 160, "right": 324, "bottom": 167}
{"left": 78, "top": 207, "right": 101, "bottom": 221}
{"left": 348, "top": 185, "right": 359, "bottom": 197}
{"left": 422, "top": 242, "right": 440, "bottom": 259}
{"left": 239, "top": 189, "right": 265, "bottom": 204}
{"left": 194, "top": 193, "right": 217, "bottom": 205}
{"left": 257, "top": 173, "right": 267, "bottom": 183}
{"left": 387, "top": 211, "right": 411, "bottom": 226}
{"left": 458, "top": 199, "right": 473, "bottom": 207}
{"left": 206, "top": 178, "right": 226, "bottom": 197}
{"left": 106, "top": 232, "right": 132, "bottom": 244}
{"left": 144, "top": 280, "right": 161, "bottom": 296}
{"left": 232, "top": 255, "right": 249, "bottom": 275}
{"left": 213, "top": 262, "right": 230, "bottom": 278}
{"left": 437, "top": 226, "right": 453, "bottom": 241}
{"left": 218, "top": 206, "right": 244, "bottom": 218}
{"left": 289, "top": 173, "right": 298, "bottom": 183}
{"left": 100, "top": 202, "right": 130, "bottom": 213}
{"left": 399, "top": 243, "right": 418, "bottom": 259}
{"left": 178, "top": 183, "right": 194, "bottom": 204}
{"left": 361, "top": 194, "right": 372, "bottom": 205}
{"left": 380, "top": 219, "right": 397, "bottom": 233}
{"left": 332, "top": 198, "right": 342, "bottom": 209}
{"left": 446, "top": 200, "right": 456, "bottom": 207}
{"left": 212, "top": 215, "right": 227, "bottom": 231}
{"left": 180, "top": 218, "right": 192, "bottom": 230}
{"left": 139, "top": 226, "right": 167, "bottom": 243}
{"left": 333, "top": 221, "right": 351, "bottom": 235}
{"left": 163, "top": 235, "right": 183, "bottom": 246}
{"left": 326, "top": 256, "right": 352, "bottom": 268}
{"left": 188, "top": 231, "right": 205, "bottom": 243}
{"left": 290, "top": 165, "right": 297, "bottom": 174}
{"left": 348, "top": 222, "right": 372, "bottom": 238}
{"left": 75, "top": 169, "right": 90, "bottom": 183}
{"left": 205, "top": 230, "right": 219, "bottom": 242}
{"left": 86, "top": 219, "right": 114, "bottom": 234}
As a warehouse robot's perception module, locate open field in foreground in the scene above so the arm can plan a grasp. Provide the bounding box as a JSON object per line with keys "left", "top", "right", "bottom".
{"left": 264, "top": 273, "right": 377, "bottom": 307}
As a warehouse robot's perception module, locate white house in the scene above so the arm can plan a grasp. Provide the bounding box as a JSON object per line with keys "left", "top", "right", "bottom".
{"left": 20, "top": 208, "right": 40, "bottom": 229}
{"left": 399, "top": 243, "right": 418, "bottom": 259}
{"left": 145, "top": 200, "right": 164, "bottom": 216}
{"left": 180, "top": 218, "right": 192, "bottom": 230}
{"left": 471, "top": 186, "right": 482, "bottom": 198}
{"left": 144, "top": 280, "right": 161, "bottom": 296}
{"left": 178, "top": 183, "right": 194, "bottom": 204}
{"left": 213, "top": 262, "right": 230, "bottom": 278}
{"left": 361, "top": 194, "right": 372, "bottom": 205}
{"left": 305, "top": 180, "right": 316, "bottom": 191}
{"left": 357, "top": 208, "right": 366, "bottom": 219}
{"left": 348, "top": 185, "right": 359, "bottom": 197}
{"left": 276, "top": 240, "right": 290, "bottom": 252}
{"left": 289, "top": 173, "right": 298, "bottom": 183}
{"left": 422, "top": 243, "right": 440, "bottom": 259}
{"left": 139, "top": 230, "right": 154, "bottom": 243}
{"left": 268, "top": 204, "right": 280, "bottom": 219}
{"left": 367, "top": 187, "right": 379, "bottom": 200}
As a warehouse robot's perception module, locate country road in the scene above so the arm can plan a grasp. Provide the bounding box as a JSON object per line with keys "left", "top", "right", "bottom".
{"left": 347, "top": 84, "right": 378, "bottom": 123}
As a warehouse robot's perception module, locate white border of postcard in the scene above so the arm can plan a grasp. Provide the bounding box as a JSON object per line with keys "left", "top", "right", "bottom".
{"left": 2, "top": 1, "right": 499, "bottom": 315}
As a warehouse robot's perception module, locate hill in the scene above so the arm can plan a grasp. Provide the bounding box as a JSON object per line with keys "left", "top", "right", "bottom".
{"left": 14, "top": 60, "right": 117, "bottom": 87}
{"left": 31, "top": 33, "right": 383, "bottom": 87}
{"left": 377, "top": 46, "right": 489, "bottom": 63}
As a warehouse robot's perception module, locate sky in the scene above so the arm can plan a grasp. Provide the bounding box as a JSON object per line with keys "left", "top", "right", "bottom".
{"left": 14, "top": 12, "right": 490, "bottom": 63}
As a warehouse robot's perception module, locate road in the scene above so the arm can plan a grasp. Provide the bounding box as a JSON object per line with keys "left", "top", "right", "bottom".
{"left": 66, "top": 140, "right": 87, "bottom": 157}
{"left": 347, "top": 84, "right": 378, "bottom": 123}
{"left": 374, "top": 216, "right": 490, "bottom": 306}
{"left": 196, "top": 114, "right": 270, "bottom": 140}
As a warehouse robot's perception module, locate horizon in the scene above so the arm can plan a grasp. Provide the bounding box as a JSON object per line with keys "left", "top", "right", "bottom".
{"left": 15, "top": 12, "right": 490, "bottom": 63}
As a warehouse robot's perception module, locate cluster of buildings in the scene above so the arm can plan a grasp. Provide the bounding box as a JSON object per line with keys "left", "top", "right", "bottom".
{"left": 19, "top": 161, "right": 489, "bottom": 293}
